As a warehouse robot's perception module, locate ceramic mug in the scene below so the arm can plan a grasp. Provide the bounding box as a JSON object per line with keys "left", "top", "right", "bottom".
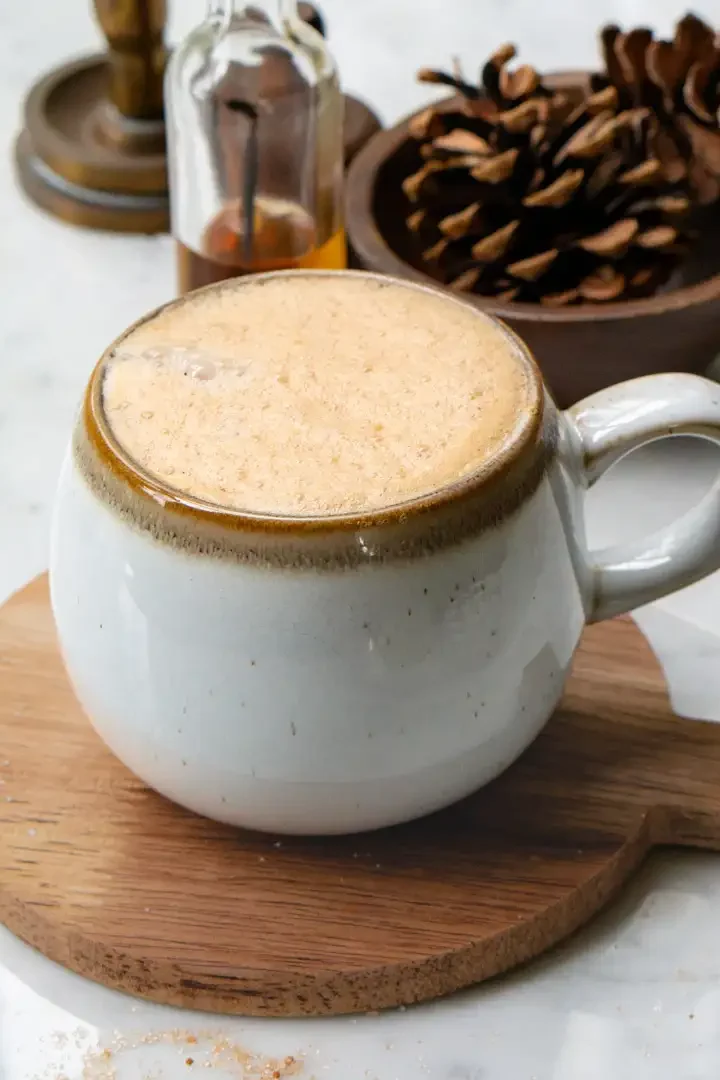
{"left": 50, "top": 271, "right": 720, "bottom": 835}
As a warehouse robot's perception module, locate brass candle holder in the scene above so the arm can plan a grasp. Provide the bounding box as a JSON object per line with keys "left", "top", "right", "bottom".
{"left": 15, "top": 0, "right": 169, "bottom": 233}
{"left": 15, "top": 1, "right": 381, "bottom": 235}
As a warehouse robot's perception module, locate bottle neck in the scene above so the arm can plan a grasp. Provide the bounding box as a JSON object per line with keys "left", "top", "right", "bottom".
{"left": 206, "top": 1, "right": 298, "bottom": 26}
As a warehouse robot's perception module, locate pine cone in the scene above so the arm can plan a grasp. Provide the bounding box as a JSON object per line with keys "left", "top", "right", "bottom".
{"left": 593, "top": 13, "right": 720, "bottom": 205}
{"left": 403, "top": 46, "right": 692, "bottom": 305}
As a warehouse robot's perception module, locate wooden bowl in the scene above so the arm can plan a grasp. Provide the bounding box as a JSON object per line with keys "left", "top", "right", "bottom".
{"left": 345, "top": 74, "right": 720, "bottom": 407}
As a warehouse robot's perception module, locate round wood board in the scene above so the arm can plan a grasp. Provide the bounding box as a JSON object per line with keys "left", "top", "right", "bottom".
{"left": 2, "top": 576, "right": 720, "bottom": 1017}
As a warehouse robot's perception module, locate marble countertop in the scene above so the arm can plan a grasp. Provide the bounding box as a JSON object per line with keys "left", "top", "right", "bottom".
{"left": 4, "top": 1, "right": 720, "bottom": 1076}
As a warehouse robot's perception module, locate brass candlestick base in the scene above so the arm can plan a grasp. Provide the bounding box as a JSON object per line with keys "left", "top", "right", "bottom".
{"left": 15, "top": 55, "right": 168, "bottom": 234}
{"left": 15, "top": 0, "right": 168, "bottom": 233}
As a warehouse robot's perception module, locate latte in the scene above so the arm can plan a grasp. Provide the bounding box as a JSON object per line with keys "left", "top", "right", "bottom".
{"left": 101, "top": 274, "right": 532, "bottom": 516}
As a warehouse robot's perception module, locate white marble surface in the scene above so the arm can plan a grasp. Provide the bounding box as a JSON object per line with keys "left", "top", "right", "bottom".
{"left": 4, "top": 1, "right": 720, "bottom": 1076}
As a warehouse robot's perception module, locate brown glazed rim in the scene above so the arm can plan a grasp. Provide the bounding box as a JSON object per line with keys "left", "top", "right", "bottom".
{"left": 83, "top": 269, "right": 545, "bottom": 538}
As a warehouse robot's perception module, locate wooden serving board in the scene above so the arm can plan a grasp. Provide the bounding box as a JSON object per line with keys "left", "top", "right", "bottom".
{"left": 1, "top": 576, "right": 720, "bottom": 1017}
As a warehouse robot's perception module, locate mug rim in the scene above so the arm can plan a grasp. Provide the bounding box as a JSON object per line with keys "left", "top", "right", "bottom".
{"left": 82, "top": 269, "right": 547, "bottom": 538}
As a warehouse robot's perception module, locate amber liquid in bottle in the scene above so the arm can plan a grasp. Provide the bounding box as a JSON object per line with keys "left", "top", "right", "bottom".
{"left": 177, "top": 197, "right": 346, "bottom": 293}
{"left": 167, "top": 1, "right": 345, "bottom": 296}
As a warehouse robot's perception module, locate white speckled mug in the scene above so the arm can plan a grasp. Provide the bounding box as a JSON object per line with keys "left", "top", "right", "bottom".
{"left": 51, "top": 271, "right": 720, "bottom": 834}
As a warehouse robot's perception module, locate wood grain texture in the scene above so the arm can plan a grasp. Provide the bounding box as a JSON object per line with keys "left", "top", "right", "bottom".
{"left": 1, "top": 575, "right": 719, "bottom": 1017}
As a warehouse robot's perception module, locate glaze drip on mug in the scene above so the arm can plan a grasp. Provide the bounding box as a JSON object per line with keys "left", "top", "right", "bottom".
{"left": 100, "top": 275, "right": 533, "bottom": 516}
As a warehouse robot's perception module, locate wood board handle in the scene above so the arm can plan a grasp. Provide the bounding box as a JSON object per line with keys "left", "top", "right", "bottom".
{"left": 564, "top": 619, "right": 720, "bottom": 851}
{"left": 647, "top": 720, "right": 720, "bottom": 851}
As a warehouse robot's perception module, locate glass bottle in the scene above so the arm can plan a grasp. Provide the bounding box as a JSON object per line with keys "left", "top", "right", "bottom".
{"left": 166, "top": 0, "right": 346, "bottom": 295}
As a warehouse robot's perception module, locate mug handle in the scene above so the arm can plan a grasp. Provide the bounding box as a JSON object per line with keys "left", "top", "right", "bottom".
{"left": 567, "top": 373, "right": 720, "bottom": 623}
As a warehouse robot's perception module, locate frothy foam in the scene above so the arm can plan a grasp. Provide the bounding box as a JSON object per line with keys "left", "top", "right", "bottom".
{"left": 100, "top": 275, "right": 532, "bottom": 516}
